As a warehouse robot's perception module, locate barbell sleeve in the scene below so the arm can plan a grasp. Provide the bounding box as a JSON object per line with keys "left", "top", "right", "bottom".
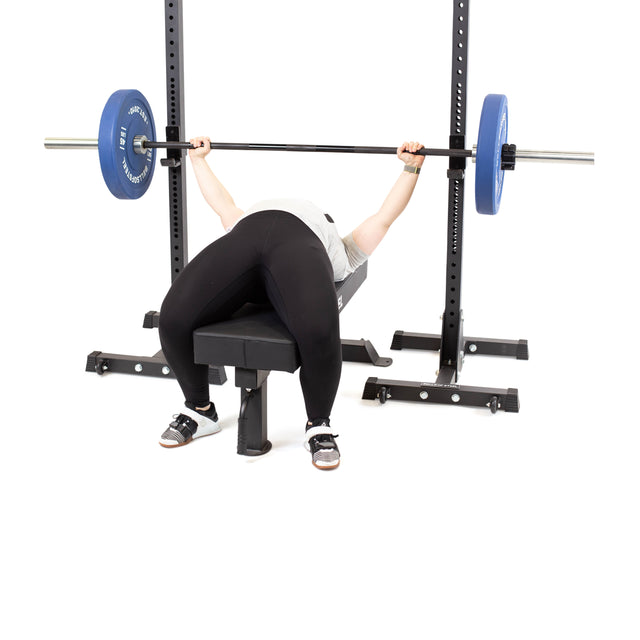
{"left": 44, "top": 137, "right": 99, "bottom": 149}
{"left": 513, "top": 149, "right": 594, "bottom": 164}
{"left": 470, "top": 144, "right": 594, "bottom": 165}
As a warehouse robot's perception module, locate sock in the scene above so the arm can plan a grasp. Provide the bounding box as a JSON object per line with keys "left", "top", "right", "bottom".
{"left": 186, "top": 401, "right": 217, "bottom": 419}
{"left": 306, "top": 417, "right": 330, "bottom": 431}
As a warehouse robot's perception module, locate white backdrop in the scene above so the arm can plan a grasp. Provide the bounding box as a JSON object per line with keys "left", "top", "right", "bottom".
{"left": 2, "top": 1, "right": 638, "bottom": 638}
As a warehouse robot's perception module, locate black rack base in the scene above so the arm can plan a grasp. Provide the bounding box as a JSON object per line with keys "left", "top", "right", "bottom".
{"left": 362, "top": 376, "right": 520, "bottom": 413}
{"left": 86, "top": 350, "right": 228, "bottom": 385}
{"left": 364, "top": 329, "right": 526, "bottom": 413}
{"left": 392, "top": 331, "right": 529, "bottom": 360}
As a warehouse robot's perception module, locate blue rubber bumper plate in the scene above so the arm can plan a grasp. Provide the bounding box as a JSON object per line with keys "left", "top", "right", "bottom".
{"left": 98, "top": 89, "right": 156, "bottom": 199}
{"left": 475, "top": 94, "right": 508, "bottom": 215}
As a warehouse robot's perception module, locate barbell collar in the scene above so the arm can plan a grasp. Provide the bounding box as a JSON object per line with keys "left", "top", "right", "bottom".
{"left": 133, "top": 135, "right": 149, "bottom": 155}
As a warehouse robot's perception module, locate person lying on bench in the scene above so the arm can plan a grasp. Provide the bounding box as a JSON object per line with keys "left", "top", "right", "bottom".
{"left": 158, "top": 137, "right": 425, "bottom": 469}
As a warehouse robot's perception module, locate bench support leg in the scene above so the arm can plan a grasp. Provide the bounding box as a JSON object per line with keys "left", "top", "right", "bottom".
{"left": 236, "top": 368, "right": 272, "bottom": 456}
{"left": 341, "top": 339, "right": 392, "bottom": 367}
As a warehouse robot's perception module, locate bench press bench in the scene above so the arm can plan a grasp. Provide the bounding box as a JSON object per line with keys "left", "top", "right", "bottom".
{"left": 192, "top": 262, "right": 391, "bottom": 456}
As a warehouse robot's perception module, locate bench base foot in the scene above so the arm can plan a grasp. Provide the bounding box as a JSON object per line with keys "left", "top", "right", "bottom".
{"left": 236, "top": 369, "right": 272, "bottom": 456}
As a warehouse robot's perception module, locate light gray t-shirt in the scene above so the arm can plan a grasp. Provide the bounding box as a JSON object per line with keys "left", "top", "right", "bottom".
{"left": 232, "top": 198, "right": 369, "bottom": 282}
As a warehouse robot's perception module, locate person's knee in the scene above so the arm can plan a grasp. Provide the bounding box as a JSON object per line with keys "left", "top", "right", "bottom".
{"left": 297, "top": 315, "right": 340, "bottom": 356}
{"left": 158, "top": 297, "right": 192, "bottom": 343}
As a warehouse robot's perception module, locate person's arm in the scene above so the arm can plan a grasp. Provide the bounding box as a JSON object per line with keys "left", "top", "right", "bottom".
{"left": 351, "top": 141, "right": 425, "bottom": 255}
{"left": 188, "top": 136, "right": 244, "bottom": 229}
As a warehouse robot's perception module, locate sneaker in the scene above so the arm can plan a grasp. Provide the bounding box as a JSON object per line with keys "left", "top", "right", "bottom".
{"left": 304, "top": 419, "right": 340, "bottom": 470}
{"left": 159, "top": 403, "right": 220, "bottom": 448}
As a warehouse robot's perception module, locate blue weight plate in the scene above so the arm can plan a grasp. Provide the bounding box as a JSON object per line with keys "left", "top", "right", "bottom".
{"left": 475, "top": 94, "right": 508, "bottom": 215}
{"left": 98, "top": 89, "right": 156, "bottom": 199}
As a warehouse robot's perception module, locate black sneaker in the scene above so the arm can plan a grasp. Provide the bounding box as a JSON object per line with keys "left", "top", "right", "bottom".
{"left": 159, "top": 403, "right": 220, "bottom": 448}
{"left": 304, "top": 419, "right": 340, "bottom": 470}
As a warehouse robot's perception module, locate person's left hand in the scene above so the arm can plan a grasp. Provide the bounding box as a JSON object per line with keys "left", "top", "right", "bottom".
{"left": 398, "top": 141, "right": 425, "bottom": 168}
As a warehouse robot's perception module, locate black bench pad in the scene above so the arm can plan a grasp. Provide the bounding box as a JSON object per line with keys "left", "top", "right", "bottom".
{"left": 194, "top": 305, "right": 300, "bottom": 373}
{"left": 193, "top": 262, "right": 367, "bottom": 374}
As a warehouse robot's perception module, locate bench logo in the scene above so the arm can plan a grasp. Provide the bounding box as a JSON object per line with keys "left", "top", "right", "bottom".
{"left": 337, "top": 295, "right": 343, "bottom": 310}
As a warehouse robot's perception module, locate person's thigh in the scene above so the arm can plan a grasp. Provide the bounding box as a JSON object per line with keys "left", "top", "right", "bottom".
{"left": 260, "top": 214, "right": 339, "bottom": 337}
{"left": 160, "top": 216, "right": 269, "bottom": 328}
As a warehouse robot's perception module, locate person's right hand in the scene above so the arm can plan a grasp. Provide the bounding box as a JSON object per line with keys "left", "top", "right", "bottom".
{"left": 189, "top": 136, "right": 211, "bottom": 159}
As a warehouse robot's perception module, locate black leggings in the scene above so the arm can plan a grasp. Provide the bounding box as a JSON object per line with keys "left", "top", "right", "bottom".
{"left": 158, "top": 211, "right": 342, "bottom": 421}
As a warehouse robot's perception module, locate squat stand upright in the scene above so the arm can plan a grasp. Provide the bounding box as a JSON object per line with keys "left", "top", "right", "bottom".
{"left": 363, "top": 0, "right": 527, "bottom": 413}
{"left": 86, "top": 0, "right": 224, "bottom": 386}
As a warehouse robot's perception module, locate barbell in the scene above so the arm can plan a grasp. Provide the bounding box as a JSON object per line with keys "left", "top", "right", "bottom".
{"left": 44, "top": 89, "right": 594, "bottom": 214}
